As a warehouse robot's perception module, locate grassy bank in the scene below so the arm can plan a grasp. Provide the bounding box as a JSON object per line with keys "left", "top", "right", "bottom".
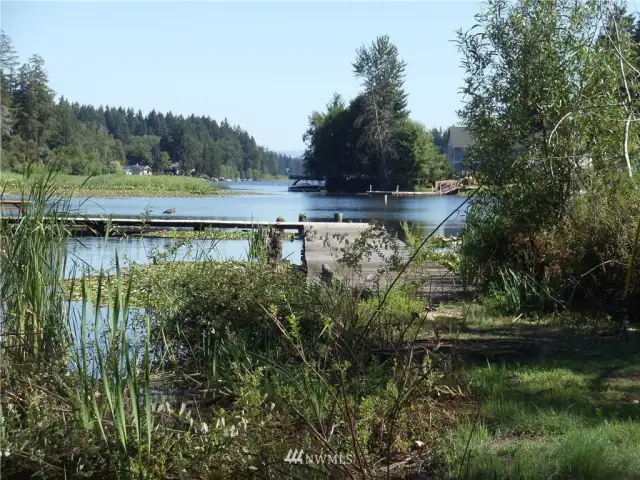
{"left": 258, "top": 173, "right": 290, "bottom": 181}
{"left": 0, "top": 171, "right": 262, "bottom": 197}
{"left": 436, "top": 306, "right": 640, "bottom": 479}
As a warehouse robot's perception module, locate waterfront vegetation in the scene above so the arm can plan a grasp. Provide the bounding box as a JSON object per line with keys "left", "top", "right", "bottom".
{"left": 2, "top": 1, "right": 640, "bottom": 479}
{"left": 2, "top": 173, "right": 640, "bottom": 478}
{"left": 301, "top": 37, "right": 453, "bottom": 193}
{"left": 3, "top": 176, "right": 640, "bottom": 479}
{"left": 0, "top": 171, "right": 233, "bottom": 197}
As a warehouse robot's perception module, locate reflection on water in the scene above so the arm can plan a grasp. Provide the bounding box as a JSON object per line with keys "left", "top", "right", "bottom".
{"left": 66, "top": 237, "right": 303, "bottom": 278}
{"left": 4, "top": 181, "right": 467, "bottom": 278}
{"left": 65, "top": 300, "right": 145, "bottom": 374}
{"left": 64, "top": 181, "right": 468, "bottom": 229}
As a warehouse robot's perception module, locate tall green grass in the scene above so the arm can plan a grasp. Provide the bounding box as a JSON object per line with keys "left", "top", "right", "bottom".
{"left": 1, "top": 166, "right": 156, "bottom": 473}
{"left": 0, "top": 166, "right": 75, "bottom": 360}
{"left": 247, "top": 223, "right": 268, "bottom": 261}
{"left": 72, "top": 256, "right": 154, "bottom": 473}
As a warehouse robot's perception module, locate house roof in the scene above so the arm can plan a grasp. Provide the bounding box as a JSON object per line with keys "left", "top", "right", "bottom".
{"left": 126, "top": 165, "right": 150, "bottom": 173}
{"left": 447, "top": 127, "right": 474, "bottom": 148}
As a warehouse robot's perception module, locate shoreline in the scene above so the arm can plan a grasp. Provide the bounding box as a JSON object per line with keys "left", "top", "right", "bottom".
{"left": 0, "top": 186, "right": 268, "bottom": 198}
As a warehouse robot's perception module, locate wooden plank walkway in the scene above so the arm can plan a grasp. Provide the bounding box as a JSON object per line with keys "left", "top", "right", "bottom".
{"left": 303, "top": 223, "right": 471, "bottom": 301}
{"left": 1, "top": 215, "right": 307, "bottom": 234}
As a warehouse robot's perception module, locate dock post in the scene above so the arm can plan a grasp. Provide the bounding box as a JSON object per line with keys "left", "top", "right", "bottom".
{"left": 334, "top": 213, "right": 343, "bottom": 223}
{"left": 299, "top": 213, "right": 307, "bottom": 222}
{"left": 384, "top": 195, "right": 387, "bottom": 204}
{"left": 267, "top": 230, "right": 283, "bottom": 263}
{"left": 369, "top": 184, "right": 372, "bottom": 193}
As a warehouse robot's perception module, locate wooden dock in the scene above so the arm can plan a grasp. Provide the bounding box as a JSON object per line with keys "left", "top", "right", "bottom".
{"left": 0, "top": 215, "right": 307, "bottom": 235}
{"left": 303, "top": 223, "right": 469, "bottom": 300}
{"left": 0, "top": 199, "right": 32, "bottom": 215}
{"left": 0, "top": 212, "right": 468, "bottom": 299}
{"left": 359, "top": 189, "right": 459, "bottom": 196}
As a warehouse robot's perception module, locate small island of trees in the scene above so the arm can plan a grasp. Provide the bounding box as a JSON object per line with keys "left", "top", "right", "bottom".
{"left": 301, "top": 35, "right": 454, "bottom": 193}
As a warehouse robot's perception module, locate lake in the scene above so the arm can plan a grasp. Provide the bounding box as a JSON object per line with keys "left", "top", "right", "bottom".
{"left": 5, "top": 180, "right": 469, "bottom": 275}
{"left": 66, "top": 236, "right": 303, "bottom": 277}
{"left": 66, "top": 180, "right": 468, "bottom": 229}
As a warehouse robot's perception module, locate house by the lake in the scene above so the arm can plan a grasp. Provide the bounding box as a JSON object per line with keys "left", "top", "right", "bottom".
{"left": 446, "top": 127, "right": 475, "bottom": 175}
{"left": 166, "top": 162, "right": 181, "bottom": 175}
{"left": 125, "top": 164, "right": 152, "bottom": 176}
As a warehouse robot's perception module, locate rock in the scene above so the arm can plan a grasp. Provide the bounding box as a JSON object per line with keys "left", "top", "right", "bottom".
{"left": 412, "top": 440, "right": 425, "bottom": 450}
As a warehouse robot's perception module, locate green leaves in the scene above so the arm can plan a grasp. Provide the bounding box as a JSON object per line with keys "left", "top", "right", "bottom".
{"left": 1, "top": 31, "right": 297, "bottom": 179}
{"left": 458, "top": 0, "right": 640, "bottom": 315}
{"left": 303, "top": 35, "right": 450, "bottom": 191}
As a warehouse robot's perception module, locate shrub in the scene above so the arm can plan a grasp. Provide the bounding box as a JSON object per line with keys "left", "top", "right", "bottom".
{"left": 464, "top": 176, "right": 640, "bottom": 320}
{"left": 149, "top": 261, "right": 327, "bottom": 372}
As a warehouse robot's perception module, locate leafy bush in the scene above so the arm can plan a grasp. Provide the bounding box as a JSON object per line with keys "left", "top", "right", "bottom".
{"left": 464, "top": 176, "right": 640, "bottom": 320}
{"left": 147, "top": 261, "right": 326, "bottom": 372}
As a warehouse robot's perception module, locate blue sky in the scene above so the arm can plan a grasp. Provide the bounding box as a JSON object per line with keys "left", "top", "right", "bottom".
{"left": 2, "top": 1, "right": 481, "bottom": 152}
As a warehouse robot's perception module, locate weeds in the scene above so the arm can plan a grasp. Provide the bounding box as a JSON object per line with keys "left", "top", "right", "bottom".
{"left": 1, "top": 171, "right": 225, "bottom": 197}
{"left": 0, "top": 165, "right": 75, "bottom": 361}
{"left": 2, "top": 170, "right": 450, "bottom": 477}
{"left": 3, "top": 162, "right": 639, "bottom": 479}
{"left": 247, "top": 223, "right": 268, "bottom": 261}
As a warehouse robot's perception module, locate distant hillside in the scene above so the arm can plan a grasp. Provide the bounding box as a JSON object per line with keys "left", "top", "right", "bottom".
{"left": 0, "top": 31, "right": 299, "bottom": 180}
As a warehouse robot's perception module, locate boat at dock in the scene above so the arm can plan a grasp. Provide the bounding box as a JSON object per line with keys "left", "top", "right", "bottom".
{"left": 287, "top": 176, "right": 326, "bottom": 192}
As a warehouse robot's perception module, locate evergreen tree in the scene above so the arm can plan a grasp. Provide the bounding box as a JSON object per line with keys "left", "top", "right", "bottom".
{"left": 0, "top": 31, "right": 305, "bottom": 178}
{"left": 13, "top": 55, "right": 56, "bottom": 148}
{"left": 302, "top": 35, "right": 451, "bottom": 191}
{"left": 0, "top": 31, "right": 20, "bottom": 95}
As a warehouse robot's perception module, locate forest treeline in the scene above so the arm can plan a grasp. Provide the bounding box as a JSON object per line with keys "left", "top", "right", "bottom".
{"left": 0, "top": 32, "right": 300, "bottom": 179}
{"left": 302, "top": 35, "right": 455, "bottom": 192}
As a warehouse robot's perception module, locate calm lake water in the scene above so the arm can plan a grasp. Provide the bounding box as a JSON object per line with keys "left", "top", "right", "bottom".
{"left": 66, "top": 237, "right": 303, "bottom": 278}
{"left": 4, "top": 181, "right": 468, "bottom": 275}
{"left": 68, "top": 180, "right": 468, "bottom": 229}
